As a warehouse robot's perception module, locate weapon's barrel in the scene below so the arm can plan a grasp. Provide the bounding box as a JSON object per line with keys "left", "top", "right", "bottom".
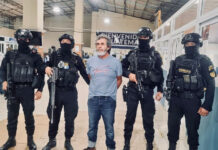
{"left": 50, "top": 67, "right": 58, "bottom": 124}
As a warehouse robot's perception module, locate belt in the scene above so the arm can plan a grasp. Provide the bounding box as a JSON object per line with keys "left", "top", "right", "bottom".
{"left": 56, "top": 85, "right": 76, "bottom": 90}
{"left": 177, "top": 91, "right": 197, "bottom": 99}
{"left": 15, "top": 83, "right": 32, "bottom": 88}
{"left": 128, "top": 82, "right": 153, "bottom": 90}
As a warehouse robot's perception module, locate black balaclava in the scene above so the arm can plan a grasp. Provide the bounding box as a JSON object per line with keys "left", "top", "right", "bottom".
{"left": 138, "top": 39, "right": 150, "bottom": 51}
{"left": 60, "top": 43, "right": 73, "bottom": 56}
{"left": 18, "top": 40, "right": 30, "bottom": 53}
{"left": 184, "top": 45, "right": 200, "bottom": 59}
{"left": 182, "top": 33, "right": 202, "bottom": 59}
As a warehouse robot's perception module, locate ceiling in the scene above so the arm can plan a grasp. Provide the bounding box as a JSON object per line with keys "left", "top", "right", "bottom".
{"left": 0, "top": 0, "right": 189, "bottom": 28}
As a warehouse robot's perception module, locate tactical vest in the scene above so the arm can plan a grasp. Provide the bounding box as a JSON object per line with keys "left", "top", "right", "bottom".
{"left": 54, "top": 50, "right": 79, "bottom": 87}
{"left": 174, "top": 55, "right": 204, "bottom": 93}
{"left": 128, "top": 49, "right": 161, "bottom": 84}
{"left": 9, "top": 50, "right": 34, "bottom": 83}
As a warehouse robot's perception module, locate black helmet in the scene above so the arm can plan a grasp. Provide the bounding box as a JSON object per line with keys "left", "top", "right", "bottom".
{"left": 14, "top": 29, "right": 33, "bottom": 41}
{"left": 137, "top": 27, "right": 153, "bottom": 39}
{"left": 59, "top": 34, "right": 74, "bottom": 46}
{"left": 181, "top": 33, "right": 203, "bottom": 47}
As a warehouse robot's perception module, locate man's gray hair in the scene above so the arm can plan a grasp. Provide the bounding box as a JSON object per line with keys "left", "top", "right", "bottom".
{"left": 96, "top": 34, "right": 112, "bottom": 47}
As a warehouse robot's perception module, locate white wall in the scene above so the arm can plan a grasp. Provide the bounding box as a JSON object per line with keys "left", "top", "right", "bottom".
{"left": 0, "top": 27, "right": 15, "bottom": 37}
{"left": 43, "top": 14, "right": 93, "bottom": 52}
{"left": 1, "top": 10, "right": 154, "bottom": 53}
{"left": 43, "top": 31, "right": 74, "bottom": 52}
{"left": 83, "top": 13, "right": 92, "bottom": 47}
{"left": 43, "top": 15, "right": 75, "bottom": 52}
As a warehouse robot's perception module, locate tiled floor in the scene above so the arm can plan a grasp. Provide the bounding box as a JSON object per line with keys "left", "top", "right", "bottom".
{"left": 0, "top": 78, "right": 189, "bottom": 150}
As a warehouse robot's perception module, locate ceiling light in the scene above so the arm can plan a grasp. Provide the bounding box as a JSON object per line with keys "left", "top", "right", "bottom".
{"left": 53, "top": 6, "right": 61, "bottom": 13}
{"left": 104, "top": 18, "right": 110, "bottom": 24}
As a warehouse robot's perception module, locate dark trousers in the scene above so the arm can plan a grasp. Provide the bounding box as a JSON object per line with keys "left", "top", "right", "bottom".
{"left": 124, "top": 86, "right": 155, "bottom": 143}
{"left": 7, "top": 87, "right": 35, "bottom": 137}
{"left": 47, "top": 87, "right": 78, "bottom": 139}
{"left": 168, "top": 96, "right": 201, "bottom": 147}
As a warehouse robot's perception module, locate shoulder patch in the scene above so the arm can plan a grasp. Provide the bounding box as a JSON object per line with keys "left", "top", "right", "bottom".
{"left": 208, "top": 65, "right": 214, "bottom": 71}
{"left": 210, "top": 71, "right": 216, "bottom": 78}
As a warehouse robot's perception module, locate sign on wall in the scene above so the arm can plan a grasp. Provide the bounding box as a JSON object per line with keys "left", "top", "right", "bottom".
{"left": 96, "top": 32, "right": 138, "bottom": 49}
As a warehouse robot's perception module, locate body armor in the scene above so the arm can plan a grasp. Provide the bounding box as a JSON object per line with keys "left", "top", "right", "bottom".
{"left": 174, "top": 55, "right": 204, "bottom": 93}
{"left": 9, "top": 51, "right": 34, "bottom": 83}
{"left": 54, "top": 51, "right": 79, "bottom": 87}
{"left": 128, "top": 49, "right": 161, "bottom": 85}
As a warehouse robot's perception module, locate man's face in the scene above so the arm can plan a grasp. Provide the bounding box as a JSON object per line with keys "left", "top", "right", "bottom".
{"left": 61, "top": 39, "right": 71, "bottom": 44}
{"left": 96, "top": 38, "right": 109, "bottom": 53}
{"left": 185, "top": 42, "right": 196, "bottom": 47}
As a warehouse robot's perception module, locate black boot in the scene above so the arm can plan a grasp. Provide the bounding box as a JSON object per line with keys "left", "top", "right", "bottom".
{"left": 27, "top": 136, "right": 37, "bottom": 150}
{"left": 0, "top": 137, "right": 16, "bottom": 150}
{"left": 123, "top": 139, "right": 130, "bottom": 150}
{"left": 169, "top": 142, "right": 176, "bottom": 150}
{"left": 189, "top": 146, "right": 198, "bottom": 150}
{"left": 146, "top": 142, "right": 153, "bottom": 150}
{"left": 64, "top": 138, "right": 73, "bottom": 150}
{"left": 42, "top": 138, "right": 56, "bottom": 150}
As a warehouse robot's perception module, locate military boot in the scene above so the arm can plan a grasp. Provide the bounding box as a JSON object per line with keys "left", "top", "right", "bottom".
{"left": 146, "top": 142, "right": 153, "bottom": 150}
{"left": 169, "top": 142, "right": 176, "bottom": 150}
{"left": 0, "top": 137, "right": 16, "bottom": 150}
{"left": 189, "top": 146, "right": 198, "bottom": 150}
{"left": 123, "top": 139, "right": 130, "bottom": 150}
{"left": 64, "top": 138, "right": 73, "bottom": 150}
{"left": 42, "top": 138, "right": 56, "bottom": 150}
{"left": 27, "top": 136, "right": 37, "bottom": 150}
{"left": 83, "top": 147, "right": 96, "bottom": 150}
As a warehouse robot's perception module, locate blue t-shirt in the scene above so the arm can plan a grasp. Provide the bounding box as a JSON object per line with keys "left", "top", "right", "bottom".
{"left": 86, "top": 55, "right": 122, "bottom": 100}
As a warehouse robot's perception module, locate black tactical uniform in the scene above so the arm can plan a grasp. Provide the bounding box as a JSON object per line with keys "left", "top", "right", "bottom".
{"left": 0, "top": 29, "right": 46, "bottom": 150}
{"left": 167, "top": 33, "right": 216, "bottom": 150}
{"left": 42, "top": 34, "right": 89, "bottom": 150}
{"left": 122, "top": 27, "right": 164, "bottom": 150}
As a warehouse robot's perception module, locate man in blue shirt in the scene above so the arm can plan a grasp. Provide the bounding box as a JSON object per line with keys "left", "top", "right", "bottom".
{"left": 83, "top": 35, "right": 122, "bottom": 150}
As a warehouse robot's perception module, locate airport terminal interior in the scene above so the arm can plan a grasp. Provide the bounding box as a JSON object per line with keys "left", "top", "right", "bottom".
{"left": 0, "top": 0, "right": 218, "bottom": 150}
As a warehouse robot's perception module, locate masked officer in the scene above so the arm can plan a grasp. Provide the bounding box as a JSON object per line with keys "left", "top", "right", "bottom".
{"left": 167, "top": 33, "right": 216, "bottom": 150}
{"left": 42, "top": 34, "right": 90, "bottom": 150}
{"left": 122, "top": 27, "right": 164, "bottom": 150}
{"left": 0, "top": 29, "right": 46, "bottom": 150}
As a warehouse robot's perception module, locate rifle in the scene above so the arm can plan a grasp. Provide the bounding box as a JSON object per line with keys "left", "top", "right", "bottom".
{"left": 49, "top": 67, "right": 58, "bottom": 124}
{"left": 164, "top": 60, "right": 175, "bottom": 101}
{"left": 133, "top": 52, "right": 145, "bottom": 99}
{"left": 4, "top": 63, "right": 15, "bottom": 104}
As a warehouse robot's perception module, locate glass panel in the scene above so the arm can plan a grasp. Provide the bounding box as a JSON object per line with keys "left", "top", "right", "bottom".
{"left": 175, "top": 3, "right": 197, "bottom": 30}
{"left": 202, "top": 0, "right": 218, "bottom": 15}
{"left": 164, "top": 22, "right": 171, "bottom": 36}
{"left": 158, "top": 29, "right": 162, "bottom": 39}
{"left": 184, "top": 26, "right": 195, "bottom": 34}
{"left": 152, "top": 34, "right": 156, "bottom": 42}
{"left": 201, "top": 22, "right": 218, "bottom": 86}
